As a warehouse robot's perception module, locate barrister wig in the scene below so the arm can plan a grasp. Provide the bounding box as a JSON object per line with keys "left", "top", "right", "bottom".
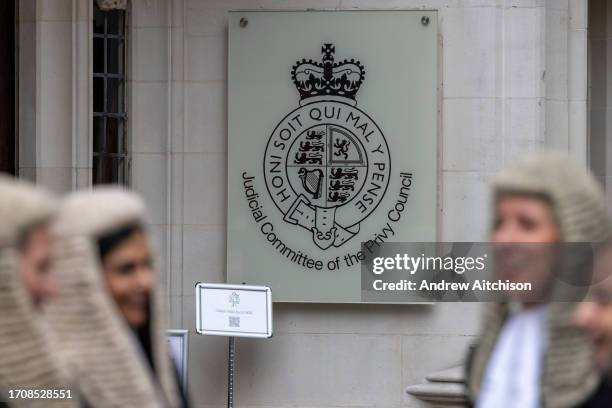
{"left": 0, "top": 176, "right": 76, "bottom": 408}
{"left": 467, "top": 152, "right": 610, "bottom": 408}
{"left": 46, "top": 188, "right": 181, "bottom": 408}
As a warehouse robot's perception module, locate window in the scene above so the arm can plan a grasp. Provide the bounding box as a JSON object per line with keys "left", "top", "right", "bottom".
{"left": 93, "top": 3, "right": 128, "bottom": 185}
{"left": 0, "top": 0, "right": 16, "bottom": 175}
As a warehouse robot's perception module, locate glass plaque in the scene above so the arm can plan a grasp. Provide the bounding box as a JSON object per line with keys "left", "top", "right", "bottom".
{"left": 227, "top": 11, "right": 438, "bottom": 302}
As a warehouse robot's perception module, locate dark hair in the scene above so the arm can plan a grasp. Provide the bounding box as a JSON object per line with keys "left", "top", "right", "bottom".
{"left": 97, "top": 223, "right": 143, "bottom": 260}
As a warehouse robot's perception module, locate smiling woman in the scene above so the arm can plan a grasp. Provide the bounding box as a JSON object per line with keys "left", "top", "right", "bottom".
{"left": 47, "top": 189, "right": 187, "bottom": 408}
{"left": 97, "top": 223, "right": 153, "bottom": 330}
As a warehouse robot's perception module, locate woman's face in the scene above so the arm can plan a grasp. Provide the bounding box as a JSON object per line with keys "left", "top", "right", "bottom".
{"left": 492, "top": 195, "right": 561, "bottom": 301}
{"left": 493, "top": 195, "right": 560, "bottom": 243}
{"left": 101, "top": 230, "right": 154, "bottom": 329}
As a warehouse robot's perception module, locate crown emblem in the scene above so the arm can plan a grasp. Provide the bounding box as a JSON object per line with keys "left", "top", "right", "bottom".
{"left": 291, "top": 44, "right": 365, "bottom": 103}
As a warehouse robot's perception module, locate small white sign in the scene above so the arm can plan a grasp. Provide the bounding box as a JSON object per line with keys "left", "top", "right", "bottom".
{"left": 195, "top": 283, "right": 273, "bottom": 338}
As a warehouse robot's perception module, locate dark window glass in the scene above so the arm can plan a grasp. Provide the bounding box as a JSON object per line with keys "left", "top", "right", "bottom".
{"left": 107, "top": 39, "right": 121, "bottom": 74}
{"left": 106, "top": 78, "right": 121, "bottom": 112}
{"left": 93, "top": 2, "right": 128, "bottom": 185}
{"left": 0, "top": 0, "right": 15, "bottom": 175}
{"left": 93, "top": 38, "right": 104, "bottom": 73}
{"left": 93, "top": 7, "right": 104, "bottom": 34}
{"left": 106, "top": 10, "right": 120, "bottom": 34}
{"left": 93, "top": 116, "right": 105, "bottom": 152}
{"left": 106, "top": 118, "right": 121, "bottom": 153}
{"left": 93, "top": 77, "right": 104, "bottom": 113}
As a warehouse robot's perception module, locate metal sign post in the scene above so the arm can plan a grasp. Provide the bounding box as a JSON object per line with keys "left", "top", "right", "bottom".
{"left": 195, "top": 283, "right": 273, "bottom": 408}
{"left": 227, "top": 336, "right": 235, "bottom": 408}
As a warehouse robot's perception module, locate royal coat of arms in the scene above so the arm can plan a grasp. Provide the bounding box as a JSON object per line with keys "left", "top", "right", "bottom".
{"left": 264, "top": 44, "right": 391, "bottom": 250}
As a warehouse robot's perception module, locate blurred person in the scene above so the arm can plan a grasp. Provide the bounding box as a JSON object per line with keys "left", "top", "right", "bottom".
{"left": 465, "top": 152, "right": 610, "bottom": 408}
{"left": 574, "top": 244, "right": 612, "bottom": 368}
{"left": 0, "top": 176, "right": 58, "bottom": 307}
{"left": 46, "top": 188, "right": 187, "bottom": 408}
{"left": 573, "top": 243, "right": 612, "bottom": 404}
{"left": 0, "top": 176, "right": 76, "bottom": 408}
